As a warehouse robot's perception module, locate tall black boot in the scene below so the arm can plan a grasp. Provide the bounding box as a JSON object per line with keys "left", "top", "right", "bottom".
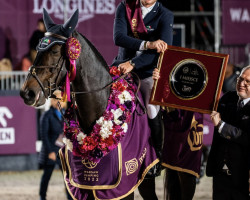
{"left": 146, "top": 111, "right": 164, "bottom": 178}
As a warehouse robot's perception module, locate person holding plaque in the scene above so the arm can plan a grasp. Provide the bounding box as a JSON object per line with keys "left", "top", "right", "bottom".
{"left": 112, "top": 1, "right": 173, "bottom": 199}
{"left": 153, "top": 68, "right": 204, "bottom": 200}
{"left": 207, "top": 65, "right": 250, "bottom": 200}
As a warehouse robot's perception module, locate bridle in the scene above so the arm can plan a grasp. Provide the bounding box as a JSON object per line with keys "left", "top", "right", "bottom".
{"left": 25, "top": 32, "right": 69, "bottom": 99}
{"left": 28, "top": 54, "right": 66, "bottom": 99}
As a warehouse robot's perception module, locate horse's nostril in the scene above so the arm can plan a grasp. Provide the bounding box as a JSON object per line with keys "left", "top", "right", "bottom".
{"left": 27, "top": 90, "right": 36, "bottom": 100}
{"left": 20, "top": 89, "right": 36, "bottom": 101}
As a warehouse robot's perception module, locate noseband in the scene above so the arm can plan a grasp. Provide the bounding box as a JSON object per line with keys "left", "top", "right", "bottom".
{"left": 28, "top": 55, "right": 65, "bottom": 99}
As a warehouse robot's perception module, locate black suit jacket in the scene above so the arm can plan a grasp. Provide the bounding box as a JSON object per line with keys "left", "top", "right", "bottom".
{"left": 112, "top": 1, "right": 174, "bottom": 79}
{"left": 38, "top": 107, "right": 63, "bottom": 165}
{"left": 206, "top": 91, "right": 250, "bottom": 187}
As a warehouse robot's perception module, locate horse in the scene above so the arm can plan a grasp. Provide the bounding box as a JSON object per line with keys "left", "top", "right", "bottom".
{"left": 20, "top": 9, "right": 158, "bottom": 200}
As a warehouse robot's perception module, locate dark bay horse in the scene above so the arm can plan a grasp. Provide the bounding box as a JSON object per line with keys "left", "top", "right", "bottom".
{"left": 20, "top": 9, "right": 158, "bottom": 200}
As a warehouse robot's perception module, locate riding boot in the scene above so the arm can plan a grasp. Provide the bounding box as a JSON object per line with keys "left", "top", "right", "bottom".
{"left": 146, "top": 111, "right": 164, "bottom": 178}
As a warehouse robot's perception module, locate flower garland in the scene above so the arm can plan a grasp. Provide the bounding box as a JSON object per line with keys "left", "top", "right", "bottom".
{"left": 63, "top": 66, "right": 137, "bottom": 163}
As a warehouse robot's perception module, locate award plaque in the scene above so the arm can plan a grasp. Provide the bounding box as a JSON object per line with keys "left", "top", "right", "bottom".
{"left": 150, "top": 45, "right": 229, "bottom": 114}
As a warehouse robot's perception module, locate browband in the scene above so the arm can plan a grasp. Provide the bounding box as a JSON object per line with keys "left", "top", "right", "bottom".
{"left": 45, "top": 32, "right": 68, "bottom": 41}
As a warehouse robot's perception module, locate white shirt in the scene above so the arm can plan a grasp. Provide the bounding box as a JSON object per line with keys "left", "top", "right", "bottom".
{"left": 139, "top": 2, "right": 157, "bottom": 51}
{"left": 241, "top": 97, "right": 250, "bottom": 106}
{"left": 140, "top": 2, "right": 156, "bottom": 18}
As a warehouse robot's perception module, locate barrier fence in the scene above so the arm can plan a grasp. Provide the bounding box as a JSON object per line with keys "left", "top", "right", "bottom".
{"left": 0, "top": 71, "right": 28, "bottom": 91}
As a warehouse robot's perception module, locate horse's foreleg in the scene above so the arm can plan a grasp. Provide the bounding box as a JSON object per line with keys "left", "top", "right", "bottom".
{"left": 86, "top": 191, "right": 95, "bottom": 200}
{"left": 138, "top": 178, "right": 158, "bottom": 200}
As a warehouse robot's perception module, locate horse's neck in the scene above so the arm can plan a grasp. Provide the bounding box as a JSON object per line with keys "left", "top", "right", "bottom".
{"left": 72, "top": 32, "right": 112, "bottom": 134}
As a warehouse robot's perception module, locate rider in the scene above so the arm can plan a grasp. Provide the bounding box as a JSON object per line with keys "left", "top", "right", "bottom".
{"left": 112, "top": 0, "right": 173, "bottom": 199}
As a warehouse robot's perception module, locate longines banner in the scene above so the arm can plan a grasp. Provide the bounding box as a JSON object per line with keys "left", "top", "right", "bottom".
{"left": 0, "top": 96, "right": 37, "bottom": 154}
{"left": 222, "top": 0, "right": 250, "bottom": 45}
{"left": 0, "top": 0, "right": 118, "bottom": 65}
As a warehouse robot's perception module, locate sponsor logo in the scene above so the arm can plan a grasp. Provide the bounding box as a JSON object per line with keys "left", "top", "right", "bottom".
{"left": 125, "top": 158, "right": 138, "bottom": 176}
{"left": 0, "top": 107, "right": 15, "bottom": 145}
{"left": 33, "top": 0, "right": 116, "bottom": 23}
{"left": 230, "top": 8, "right": 250, "bottom": 23}
{"left": 187, "top": 115, "right": 203, "bottom": 151}
{"left": 82, "top": 159, "right": 98, "bottom": 169}
{"left": 41, "top": 38, "right": 51, "bottom": 46}
{"left": 146, "top": 25, "right": 154, "bottom": 31}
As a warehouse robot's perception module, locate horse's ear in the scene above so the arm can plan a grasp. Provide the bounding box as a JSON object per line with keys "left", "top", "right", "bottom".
{"left": 43, "top": 8, "right": 56, "bottom": 31}
{"left": 63, "top": 9, "right": 79, "bottom": 35}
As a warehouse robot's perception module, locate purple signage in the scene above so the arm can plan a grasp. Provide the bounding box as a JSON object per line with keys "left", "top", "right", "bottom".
{"left": 202, "top": 114, "right": 213, "bottom": 146}
{"left": 0, "top": 96, "right": 37, "bottom": 154}
{"left": 0, "top": 0, "right": 119, "bottom": 66}
{"left": 222, "top": 0, "right": 250, "bottom": 45}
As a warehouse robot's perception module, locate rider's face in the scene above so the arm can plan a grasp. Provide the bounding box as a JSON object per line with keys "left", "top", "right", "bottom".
{"left": 140, "top": 0, "right": 157, "bottom": 8}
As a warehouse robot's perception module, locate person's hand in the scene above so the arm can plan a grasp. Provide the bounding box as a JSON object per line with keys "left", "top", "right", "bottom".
{"left": 147, "top": 40, "right": 168, "bottom": 53}
{"left": 48, "top": 152, "right": 57, "bottom": 161}
{"left": 152, "top": 68, "right": 160, "bottom": 80}
{"left": 118, "top": 61, "right": 134, "bottom": 74}
{"left": 210, "top": 111, "right": 221, "bottom": 126}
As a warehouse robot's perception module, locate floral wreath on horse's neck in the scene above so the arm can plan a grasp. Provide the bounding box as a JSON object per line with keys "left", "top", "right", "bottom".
{"left": 61, "top": 37, "right": 137, "bottom": 163}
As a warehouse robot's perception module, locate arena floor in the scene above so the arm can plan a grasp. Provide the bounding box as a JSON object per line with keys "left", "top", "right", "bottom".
{"left": 0, "top": 169, "right": 212, "bottom": 200}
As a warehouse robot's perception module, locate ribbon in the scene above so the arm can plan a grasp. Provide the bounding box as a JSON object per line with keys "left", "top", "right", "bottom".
{"left": 125, "top": 0, "right": 147, "bottom": 38}
{"left": 62, "top": 37, "right": 81, "bottom": 102}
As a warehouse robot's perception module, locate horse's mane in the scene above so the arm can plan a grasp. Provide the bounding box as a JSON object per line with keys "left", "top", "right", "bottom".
{"left": 73, "top": 31, "right": 110, "bottom": 72}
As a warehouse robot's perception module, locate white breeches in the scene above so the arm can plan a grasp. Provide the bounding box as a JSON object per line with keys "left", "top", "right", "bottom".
{"left": 140, "top": 76, "right": 160, "bottom": 119}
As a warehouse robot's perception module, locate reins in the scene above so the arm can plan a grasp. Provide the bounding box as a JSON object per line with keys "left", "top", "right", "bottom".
{"left": 29, "top": 55, "right": 65, "bottom": 99}
{"left": 54, "top": 71, "right": 146, "bottom": 127}
{"left": 72, "top": 73, "right": 127, "bottom": 95}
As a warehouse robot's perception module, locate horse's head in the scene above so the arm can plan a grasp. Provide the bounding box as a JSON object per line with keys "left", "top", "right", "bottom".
{"left": 20, "top": 9, "right": 78, "bottom": 107}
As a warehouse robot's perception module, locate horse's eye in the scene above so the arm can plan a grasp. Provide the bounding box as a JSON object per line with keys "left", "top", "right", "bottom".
{"left": 51, "top": 50, "right": 58, "bottom": 55}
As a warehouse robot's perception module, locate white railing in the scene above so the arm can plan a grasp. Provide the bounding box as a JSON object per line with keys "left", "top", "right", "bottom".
{"left": 0, "top": 71, "right": 28, "bottom": 91}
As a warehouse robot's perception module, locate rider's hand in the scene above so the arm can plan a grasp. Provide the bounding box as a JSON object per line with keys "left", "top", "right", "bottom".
{"left": 118, "top": 61, "right": 134, "bottom": 74}
{"left": 152, "top": 68, "right": 160, "bottom": 80}
{"left": 48, "top": 152, "right": 57, "bottom": 161}
{"left": 147, "top": 40, "right": 168, "bottom": 53}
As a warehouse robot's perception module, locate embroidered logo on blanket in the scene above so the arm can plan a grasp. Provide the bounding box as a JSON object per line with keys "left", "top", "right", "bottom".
{"left": 125, "top": 158, "right": 138, "bottom": 176}
{"left": 82, "top": 159, "right": 98, "bottom": 169}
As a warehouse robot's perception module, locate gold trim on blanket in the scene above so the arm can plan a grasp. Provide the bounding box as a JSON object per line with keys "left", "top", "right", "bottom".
{"left": 162, "top": 163, "right": 200, "bottom": 178}
{"left": 59, "top": 148, "right": 78, "bottom": 200}
{"left": 93, "top": 159, "right": 159, "bottom": 200}
{"left": 65, "top": 143, "right": 123, "bottom": 190}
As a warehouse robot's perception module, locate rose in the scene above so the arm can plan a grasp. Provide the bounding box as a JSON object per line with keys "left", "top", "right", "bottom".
{"left": 110, "top": 66, "right": 121, "bottom": 76}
